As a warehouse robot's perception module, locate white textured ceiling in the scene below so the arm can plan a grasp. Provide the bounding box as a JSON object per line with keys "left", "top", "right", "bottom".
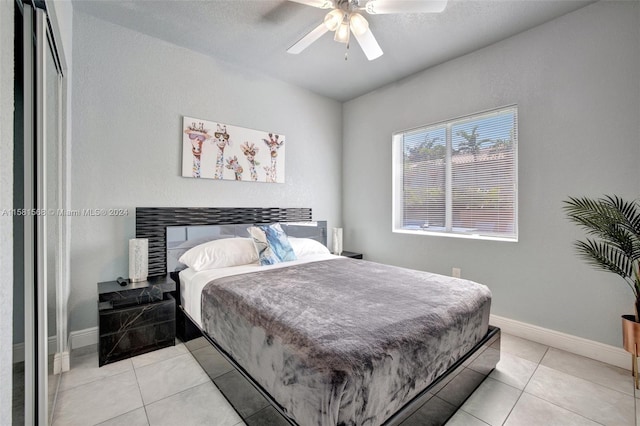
{"left": 72, "top": 0, "right": 595, "bottom": 101}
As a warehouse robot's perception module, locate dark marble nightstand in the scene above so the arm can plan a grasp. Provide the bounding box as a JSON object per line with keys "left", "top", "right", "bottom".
{"left": 340, "top": 251, "right": 363, "bottom": 259}
{"left": 98, "top": 276, "right": 176, "bottom": 366}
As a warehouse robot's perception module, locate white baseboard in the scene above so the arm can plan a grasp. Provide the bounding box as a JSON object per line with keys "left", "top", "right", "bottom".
{"left": 12, "top": 336, "right": 57, "bottom": 364}
{"left": 490, "top": 314, "right": 629, "bottom": 370}
{"left": 69, "top": 326, "right": 98, "bottom": 349}
{"left": 53, "top": 351, "right": 70, "bottom": 374}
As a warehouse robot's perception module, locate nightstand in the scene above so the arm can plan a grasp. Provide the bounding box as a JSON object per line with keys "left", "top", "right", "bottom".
{"left": 98, "top": 275, "right": 176, "bottom": 366}
{"left": 341, "top": 251, "right": 363, "bottom": 259}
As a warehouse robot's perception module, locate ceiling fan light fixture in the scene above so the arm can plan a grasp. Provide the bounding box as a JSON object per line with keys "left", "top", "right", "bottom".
{"left": 324, "top": 8, "right": 343, "bottom": 31}
{"left": 292, "top": 0, "right": 451, "bottom": 61}
{"left": 349, "top": 13, "right": 369, "bottom": 36}
{"left": 334, "top": 21, "right": 350, "bottom": 43}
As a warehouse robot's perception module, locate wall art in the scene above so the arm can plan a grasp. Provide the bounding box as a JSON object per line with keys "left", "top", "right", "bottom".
{"left": 182, "top": 116, "right": 285, "bottom": 183}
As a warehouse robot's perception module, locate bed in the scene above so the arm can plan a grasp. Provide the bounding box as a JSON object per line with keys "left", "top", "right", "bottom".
{"left": 136, "top": 207, "right": 500, "bottom": 426}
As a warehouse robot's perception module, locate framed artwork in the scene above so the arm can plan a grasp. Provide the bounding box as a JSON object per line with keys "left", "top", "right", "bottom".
{"left": 182, "top": 116, "right": 285, "bottom": 183}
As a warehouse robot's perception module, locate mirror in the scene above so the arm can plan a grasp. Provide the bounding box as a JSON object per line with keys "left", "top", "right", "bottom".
{"left": 45, "top": 28, "right": 60, "bottom": 423}
{"left": 14, "top": 4, "right": 64, "bottom": 424}
{"left": 12, "top": 3, "right": 25, "bottom": 424}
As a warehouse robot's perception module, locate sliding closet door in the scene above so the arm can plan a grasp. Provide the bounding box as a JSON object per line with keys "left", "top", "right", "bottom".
{"left": 44, "top": 14, "right": 61, "bottom": 424}
{"left": 22, "top": 5, "right": 36, "bottom": 424}
{"left": 21, "top": 3, "right": 63, "bottom": 424}
{"left": 13, "top": 2, "right": 26, "bottom": 425}
{"left": 35, "top": 9, "right": 50, "bottom": 425}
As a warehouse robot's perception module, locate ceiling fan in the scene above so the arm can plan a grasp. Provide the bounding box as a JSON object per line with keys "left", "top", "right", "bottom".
{"left": 287, "top": 0, "right": 448, "bottom": 61}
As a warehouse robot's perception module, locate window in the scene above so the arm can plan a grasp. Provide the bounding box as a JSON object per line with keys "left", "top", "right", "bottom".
{"left": 392, "top": 106, "right": 518, "bottom": 241}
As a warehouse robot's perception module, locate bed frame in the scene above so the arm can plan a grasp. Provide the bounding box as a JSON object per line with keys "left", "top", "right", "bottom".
{"left": 136, "top": 207, "right": 501, "bottom": 426}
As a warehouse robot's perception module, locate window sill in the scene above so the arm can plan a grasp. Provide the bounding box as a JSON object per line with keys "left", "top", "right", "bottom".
{"left": 393, "top": 228, "right": 518, "bottom": 242}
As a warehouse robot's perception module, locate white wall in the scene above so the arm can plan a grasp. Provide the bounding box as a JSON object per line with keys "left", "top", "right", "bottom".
{"left": 0, "top": 0, "right": 14, "bottom": 423}
{"left": 70, "top": 11, "right": 343, "bottom": 332}
{"left": 343, "top": 1, "right": 640, "bottom": 347}
{"left": 47, "top": 0, "right": 72, "bottom": 72}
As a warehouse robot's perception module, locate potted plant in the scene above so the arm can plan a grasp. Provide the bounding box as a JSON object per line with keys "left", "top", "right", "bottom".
{"left": 564, "top": 195, "right": 640, "bottom": 383}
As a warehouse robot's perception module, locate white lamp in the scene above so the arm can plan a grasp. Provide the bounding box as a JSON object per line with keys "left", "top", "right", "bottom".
{"left": 332, "top": 228, "right": 343, "bottom": 255}
{"left": 334, "top": 21, "right": 350, "bottom": 43}
{"left": 324, "top": 9, "right": 343, "bottom": 31}
{"left": 349, "top": 13, "right": 369, "bottom": 36}
{"left": 129, "top": 238, "right": 148, "bottom": 282}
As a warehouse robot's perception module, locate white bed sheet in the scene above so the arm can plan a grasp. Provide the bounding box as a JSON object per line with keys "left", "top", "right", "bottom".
{"left": 179, "top": 253, "right": 339, "bottom": 327}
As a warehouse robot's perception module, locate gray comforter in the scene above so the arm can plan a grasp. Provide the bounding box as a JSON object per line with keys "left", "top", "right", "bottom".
{"left": 200, "top": 258, "right": 491, "bottom": 426}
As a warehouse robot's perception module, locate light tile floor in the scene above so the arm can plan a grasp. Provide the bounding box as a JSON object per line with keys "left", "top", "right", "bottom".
{"left": 49, "top": 333, "right": 637, "bottom": 426}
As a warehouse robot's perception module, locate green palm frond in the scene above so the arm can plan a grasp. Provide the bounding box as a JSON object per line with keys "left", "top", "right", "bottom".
{"left": 565, "top": 197, "right": 639, "bottom": 257}
{"left": 575, "top": 240, "right": 633, "bottom": 279}
{"left": 564, "top": 197, "right": 621, "bottom": 233}
{"left": 604, "top": 195, "right": 640, "bottom": 237}
{"left": 564, "top": 195, "right": 640, "bottom": 301}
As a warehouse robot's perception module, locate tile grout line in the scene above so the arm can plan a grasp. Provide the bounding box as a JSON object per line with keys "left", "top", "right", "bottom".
{"left": 140, "top": 375, "right": 212, "bottom": 409}
{"left": 64, "top": 344, "right": 207, "bottom": 425}
{"left": 58, "top": 351, "right": 134, "bottom": 393}
{"left": 135, "top": 345, "right": 220, "bottom": 423}
{"left": 456, "top": 409, "right": 492, "bottom": 425}
{"left": 512, "top": 346, "right": 617, "bottom": 426}
{"left": 93, "top": 407, "right": 145, "bottom": 426}
{"left": 131, "top": 344, "right": 189, "bottom": 370}
{"left": 57, "top": 367, "right": 133, "bottom": 395}
{"left": 541, "top": 347, "right": 636, "bottom": 397}
{"left": 63, "top": 346, "right": 189, "bottom": 425}
{"left": 134, "top": 350, "right": 213, "bottom": 408}
{"left": 55, "top": 369, "right": 141, "bottom": 426}
{"left": 538, "top": 346, "right": 637, "bottom": 399}
{"left": 512, "top": 391, "right": 608, "bottom": 426}
{"left": 130, "top": 362, "right": 151, "bottom": 426}
{"left": 498, "top": 345, "right": 549, "bottom": 425}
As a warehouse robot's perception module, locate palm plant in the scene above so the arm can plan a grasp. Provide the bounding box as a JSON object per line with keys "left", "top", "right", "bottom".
{"left": 456, "top": 126, "right": 491, "bottom": 155}
{"left": 564, "top": 196, "right": 640, "bottom": 321}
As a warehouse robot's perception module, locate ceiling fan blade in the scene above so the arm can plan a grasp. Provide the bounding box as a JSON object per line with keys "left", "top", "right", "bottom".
{"left": 352, "top": 28, "right": 383, "bottom": 61}
{"left": 365, "top": 0, "right": 448, "bottom": 14}
{"left": 288, "top": 0, "right": 334, "bottom": 9}
{"left": 287, "top": 23, "right": 330, "bottom": 54}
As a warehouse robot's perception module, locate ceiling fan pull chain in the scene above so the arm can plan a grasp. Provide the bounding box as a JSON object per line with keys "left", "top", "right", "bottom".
{"left": 345, "top": 41, "right": 350, "bottom": 61}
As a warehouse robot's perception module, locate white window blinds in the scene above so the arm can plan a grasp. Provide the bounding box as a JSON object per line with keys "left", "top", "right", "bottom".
{"left": 393, "top": 106, "right": 518, "bottom": 241}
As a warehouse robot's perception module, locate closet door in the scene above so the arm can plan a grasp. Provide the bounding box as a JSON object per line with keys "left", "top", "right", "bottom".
{"left": 21, "top": 3, "right": 63, "bottom": 424}
{"left": 22, "top": 6, "right": 36, "bottom": 424}
{"left": 43, "top": 10, "right": 61, "bottom": 424}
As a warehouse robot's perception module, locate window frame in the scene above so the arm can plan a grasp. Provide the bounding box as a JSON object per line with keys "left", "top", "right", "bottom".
{"left": 392, "top": 105, "right": 518, "bottom": 242}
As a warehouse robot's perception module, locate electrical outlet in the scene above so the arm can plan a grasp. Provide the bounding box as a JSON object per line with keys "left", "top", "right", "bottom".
{"left": 452, "top": 267, "right": 461, "bottom": 278}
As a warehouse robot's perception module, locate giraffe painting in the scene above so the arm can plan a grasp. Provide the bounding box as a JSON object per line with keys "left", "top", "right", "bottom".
{"left": 213, "top": 124, "right": 231, "bottom": 179}
{"left": 240, "top": 141, "right": 260, "bottom": 181}
{"left": 225, "top": 156, "right": 244, "bottom": 181}
{"left": 184, "top": 121, "right": 212, "bottom": 178}
{"left": 182, "top": 117, "right": 285, "bottom": 182}
{"left": 262, "top": 133, "right": 284, "bottom": 183}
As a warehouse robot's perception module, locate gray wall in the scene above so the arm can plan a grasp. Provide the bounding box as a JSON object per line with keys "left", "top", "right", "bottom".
{"left": 343, "top": 1, "right": 640, "bottom": 347}
{"left": 69, "top": 11, "right": 343, "bottom": 333}
{"left": 0, "top": 0, "right": 14, "bottom": 423}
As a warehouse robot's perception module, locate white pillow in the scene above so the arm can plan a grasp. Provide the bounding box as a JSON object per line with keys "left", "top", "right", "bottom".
{"left": 287, "top": 237, "right": 331, "bottom": 258}
{"left": 178, "top": 238, "right": 258, "bottom": 271}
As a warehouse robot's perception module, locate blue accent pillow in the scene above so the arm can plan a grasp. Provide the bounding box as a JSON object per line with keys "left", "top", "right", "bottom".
{"left": 248, "top": 223, "right": 297, "bottom": 265}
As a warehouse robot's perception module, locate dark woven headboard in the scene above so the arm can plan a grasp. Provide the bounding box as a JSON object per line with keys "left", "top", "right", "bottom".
{"left": 136, "top": 207, "right": 313, "bottom": 277}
